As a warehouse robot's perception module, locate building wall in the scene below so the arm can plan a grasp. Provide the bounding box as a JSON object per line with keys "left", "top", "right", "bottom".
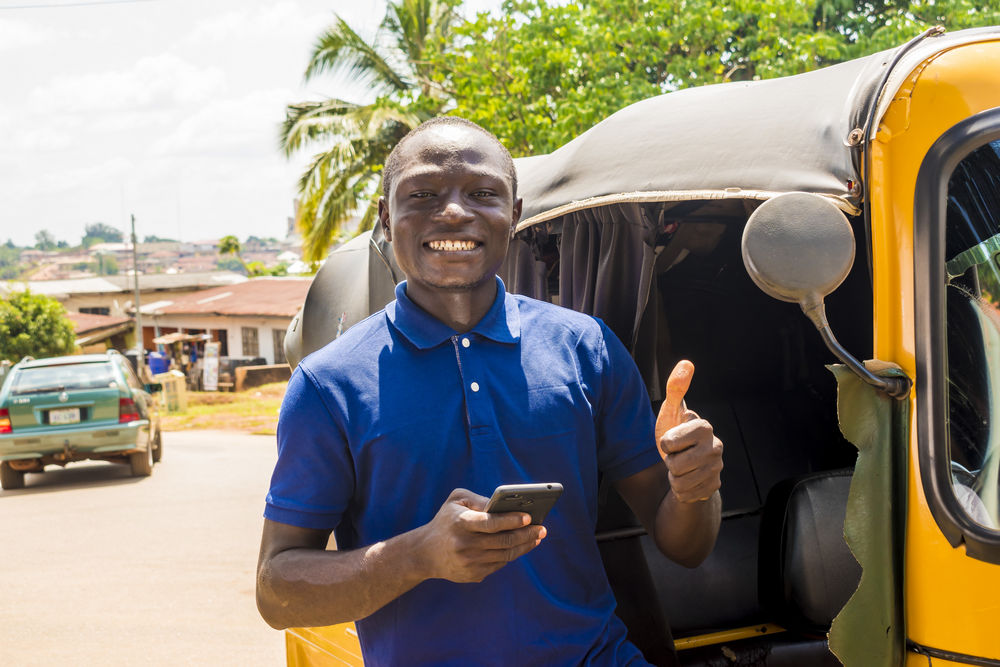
{"left": 56, "top": 287, "right": 226, "bottom": 319}
{"left": 143, "top": 314, "right": 293, "bottom": 364}
{"left": 62, "top": 294, "right": 129, "bottom": 317}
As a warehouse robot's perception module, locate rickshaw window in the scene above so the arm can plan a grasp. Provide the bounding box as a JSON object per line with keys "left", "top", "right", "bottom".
{"left": 943, "top": 138, "right": 1000, "bottom": 532}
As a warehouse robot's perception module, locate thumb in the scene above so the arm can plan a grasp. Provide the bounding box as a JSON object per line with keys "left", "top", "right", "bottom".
{"left": 655, "top": 360, "right": 695, "bottom": 442}
{"left": 448, "top": 488, "right": 488, "bottom": 511}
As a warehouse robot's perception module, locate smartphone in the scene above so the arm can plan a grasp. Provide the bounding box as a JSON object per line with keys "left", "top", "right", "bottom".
{"left": 483, "top": 483, "right": 563, "bottom": 525}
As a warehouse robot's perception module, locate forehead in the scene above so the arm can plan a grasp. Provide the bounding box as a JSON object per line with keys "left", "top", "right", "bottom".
{"left": 393, "top": 126, "right": 509, "bottom": 184}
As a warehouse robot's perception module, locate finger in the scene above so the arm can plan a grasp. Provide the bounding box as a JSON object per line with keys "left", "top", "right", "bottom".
{"left": 666, "top": 435, "right": 723, "bottom": 475}
{"left": 661, "top": 418, "right": 714, "bottom": 455}
{"left": 655, "top": 360, "right": 695, "bottom": 442}
{"left": 467, "top": 510, "right": 532, "bottom": 533}
{"left": 479, "top": 530, "right": 546, "bottom": 565}
{"left": 478, "top": 525, "right": 547, "bottom": 552}
{"left": 448, "top": 487, "right": 490, "bottom": 511}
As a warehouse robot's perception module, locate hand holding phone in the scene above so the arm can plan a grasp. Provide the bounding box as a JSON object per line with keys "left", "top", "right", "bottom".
{"left": 483, "top": 483, "right": 563, "bottom": 525}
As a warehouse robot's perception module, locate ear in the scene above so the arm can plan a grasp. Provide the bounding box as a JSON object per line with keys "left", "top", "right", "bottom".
{"left": 377, "top": 197, "right": 392, "bottom": 242}
{"left": 510, "top": 198, "right": 523, "bottom": 238}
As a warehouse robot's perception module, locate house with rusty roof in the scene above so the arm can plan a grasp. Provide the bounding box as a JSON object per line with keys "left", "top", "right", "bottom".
{"left": 137, "top": 276, "right": 312, "bottom": 365}
{"left": 65, "top": 311, "right": 134, "bottom": 352}
{"left": 2, "top": 271, "right": 248, "bottom": 318}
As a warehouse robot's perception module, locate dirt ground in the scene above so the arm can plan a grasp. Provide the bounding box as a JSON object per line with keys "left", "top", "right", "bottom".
{"left": 159, "top": 382, "right": 286, "bottom": 435}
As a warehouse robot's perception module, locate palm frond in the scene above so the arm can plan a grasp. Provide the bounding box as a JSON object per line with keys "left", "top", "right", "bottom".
{"left": 305, "top": 15, "right": 410, "bottom": 94}
{"left": 280, "top": 98, "right": 363, "bottom": 155}
{"left": 297, "top": 162, "right": 381, "bottom": 261}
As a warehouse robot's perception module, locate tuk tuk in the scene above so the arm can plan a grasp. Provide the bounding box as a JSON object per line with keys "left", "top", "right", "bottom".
{"left": 280, "top": 26, "right": 1000, "bottom": 666}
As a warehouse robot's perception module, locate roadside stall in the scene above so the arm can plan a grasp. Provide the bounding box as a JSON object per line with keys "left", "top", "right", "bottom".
{"left": 152, "top": 331, "right": 212, "bottom": 390}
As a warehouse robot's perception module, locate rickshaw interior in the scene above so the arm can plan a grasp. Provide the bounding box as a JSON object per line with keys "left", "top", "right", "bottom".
{"left": 502, "top": 197, "right": 872, "bottom": 664}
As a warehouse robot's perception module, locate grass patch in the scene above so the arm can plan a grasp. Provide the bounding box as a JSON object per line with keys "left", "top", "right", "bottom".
{"left": 160, "top": 381, "right": 286, "bottom": 435}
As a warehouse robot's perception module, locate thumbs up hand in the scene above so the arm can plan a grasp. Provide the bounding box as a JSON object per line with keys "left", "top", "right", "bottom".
{"left": 656, "top": 361, "right": 723, "bottom": 504}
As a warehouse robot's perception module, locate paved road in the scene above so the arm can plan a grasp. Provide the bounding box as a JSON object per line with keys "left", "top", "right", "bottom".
{"left": 0, "top": 430, "right": 286, "bottom": 666}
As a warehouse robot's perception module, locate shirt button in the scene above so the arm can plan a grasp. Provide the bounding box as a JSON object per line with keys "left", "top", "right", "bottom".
{"left": 470, "top": 382, "right": 480, "bottom": 392}
{"left": 461, "top": 337, "right": 470, "bottom": 348}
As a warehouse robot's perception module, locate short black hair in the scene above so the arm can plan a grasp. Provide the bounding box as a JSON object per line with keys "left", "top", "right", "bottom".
{"left": 382, "top": 116, "right": 517, "bottom": 199}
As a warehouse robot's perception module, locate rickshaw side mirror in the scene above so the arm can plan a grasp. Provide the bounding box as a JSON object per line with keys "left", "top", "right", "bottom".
{"left": 741, "top": 192, "right": 910, "bottom": 399}
{"left": 741, "top": 192, "right": 855, "bottom": 319}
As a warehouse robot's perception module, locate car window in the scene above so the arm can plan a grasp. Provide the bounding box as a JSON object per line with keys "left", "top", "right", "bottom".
{"left": 119, "top": 358, "right": 143, "bottom": 391}
{"left": 10, "top": 362, "right": 118, "bottom": 395}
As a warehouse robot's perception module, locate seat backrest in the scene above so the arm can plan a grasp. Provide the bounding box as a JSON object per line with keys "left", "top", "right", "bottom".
{"left": 757, "top": 469, "right": 861, "bottom": 634}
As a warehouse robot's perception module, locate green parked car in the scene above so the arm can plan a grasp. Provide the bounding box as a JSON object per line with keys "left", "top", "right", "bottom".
{"left": 0, "top": 350, "right": 162, "bottom": 490}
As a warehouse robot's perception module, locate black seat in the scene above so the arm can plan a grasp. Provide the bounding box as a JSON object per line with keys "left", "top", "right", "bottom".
{"left": 758, "top": 469, "right": 861, "bottom": 634}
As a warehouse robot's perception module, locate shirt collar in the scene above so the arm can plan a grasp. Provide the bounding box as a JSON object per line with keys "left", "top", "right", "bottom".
{"left": 385, "top": 276, "right": 521, "bottom": 350}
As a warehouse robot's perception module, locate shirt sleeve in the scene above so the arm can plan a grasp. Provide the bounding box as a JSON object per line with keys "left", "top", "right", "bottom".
{"left": 593, "top": 320, "right": 661, "bottom": 481}
{"left": 264, "top": 365, "right": 355, "bottom": 530}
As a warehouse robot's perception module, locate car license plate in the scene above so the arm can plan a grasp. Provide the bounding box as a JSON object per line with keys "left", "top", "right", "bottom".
{"left": 49, "top": 408, "right": 80, "bottom": 425}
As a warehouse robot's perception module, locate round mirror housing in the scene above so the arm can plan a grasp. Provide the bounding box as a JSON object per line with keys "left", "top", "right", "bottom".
{"left": 741, "top": 192, "right": 855, "bottom": 315}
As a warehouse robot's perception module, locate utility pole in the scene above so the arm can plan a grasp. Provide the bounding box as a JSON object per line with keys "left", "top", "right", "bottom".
{"left": 131, "top": 214, "right": 144, "bottom": 377}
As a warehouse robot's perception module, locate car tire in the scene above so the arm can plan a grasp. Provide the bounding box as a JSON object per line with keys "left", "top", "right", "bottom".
{"left": 0, "top": 462, "right": 26, "bottom": 490}
{"left": 130, "top": 441, "right": 154, "bottom": 477}
{"left": 152, "top": 427, "right": 163, "bottom": 463}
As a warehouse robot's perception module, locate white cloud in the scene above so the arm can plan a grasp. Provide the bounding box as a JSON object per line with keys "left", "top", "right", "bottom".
{"left": 151, "top": 88, "right": 293, "bottom": 158}
{"left": 27, "top": 54, "right": 226, "bottom": 115}
{"left": 185, "top": 0, "right": 329, "bottom": 46}
{"left": 0, "top": 18, "right": 51, "bottom": 51}
{"left": 12, "top": 126, "right": 76, "bottom": 152}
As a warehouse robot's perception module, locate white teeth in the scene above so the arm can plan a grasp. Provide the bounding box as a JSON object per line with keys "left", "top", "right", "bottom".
{"left": 428, "top": 240, "right": 478, "bottom": 251}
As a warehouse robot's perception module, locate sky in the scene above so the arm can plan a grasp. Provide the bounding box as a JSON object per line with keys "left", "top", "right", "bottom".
{"left": 0, "top": 0, "right": 493, "bottom": 248}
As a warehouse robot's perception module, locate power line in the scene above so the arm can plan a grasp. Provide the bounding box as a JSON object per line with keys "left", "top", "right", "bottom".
{"left": 0, "top": 0, "right": 155, "bottom": 9}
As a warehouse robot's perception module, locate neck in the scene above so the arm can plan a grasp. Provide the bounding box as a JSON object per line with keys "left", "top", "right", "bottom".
{"left": 404, "top": 279, "right": 498, "bottom": 333}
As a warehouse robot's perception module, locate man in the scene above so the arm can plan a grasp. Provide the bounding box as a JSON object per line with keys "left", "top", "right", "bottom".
{"left": 256, "top": 117, "right": 723, "bottom": 665}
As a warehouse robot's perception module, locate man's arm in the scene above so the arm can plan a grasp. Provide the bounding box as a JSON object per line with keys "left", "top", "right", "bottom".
{"left": 256, "top": 488, "right": 546, "bottom": 629}
{"left": 614, "top": 413, "right": 723, "bottom": 568}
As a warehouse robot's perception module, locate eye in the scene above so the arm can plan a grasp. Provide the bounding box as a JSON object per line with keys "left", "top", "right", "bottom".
{"left": 409, "top": 191, "right": 434, "bottom": 199}
{"left": 471, "top": 190, "right": 497, "bottom": 198}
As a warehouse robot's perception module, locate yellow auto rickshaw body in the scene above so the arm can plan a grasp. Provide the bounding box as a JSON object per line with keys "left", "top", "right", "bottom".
{"left": 868, "top": 39, "right": 1000, "bottom": 663}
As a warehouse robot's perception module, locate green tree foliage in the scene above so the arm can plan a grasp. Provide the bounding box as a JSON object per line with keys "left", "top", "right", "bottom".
{"left": 0, "top": 246, "right": 24, "bottom": 280}
{"left": 96, "top": 254, "right": 118, "bottom": 276}
{"left": 215, "top": 256, "right": 246, "bottom": 273}
{"left": 218, "top": 235, "right": 249, "bottom": 275}
{"left": 34, "top": 230, "right": 56, "bottom": 251}
{"left": 82, "top": 222, "right": 124, "bottom": 248}
{"left": 433, "top": 0, "right": 1000, "bottom": 156}
{"left": 281, "top": 0, "right": 463, "bottom": 261}
{"left": 217, "top": 236, "right": 287, "bottom": 277}
{"left": 143, "top": 235, "right": 177, "bottom": 243}
{"left": 0, "top": 291, "right": 77, "bottom": 362}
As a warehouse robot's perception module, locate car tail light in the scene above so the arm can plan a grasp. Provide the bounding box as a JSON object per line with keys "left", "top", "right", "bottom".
{"left": 0, "top": 408, "right": 10, "bottom": 434}
{"left": 119, "top": 398, "right": 140, "bottom": 423}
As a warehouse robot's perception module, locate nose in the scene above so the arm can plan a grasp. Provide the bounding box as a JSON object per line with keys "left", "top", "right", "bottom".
{"left": 436, "top": 193, "right": 474, "bottom": 223}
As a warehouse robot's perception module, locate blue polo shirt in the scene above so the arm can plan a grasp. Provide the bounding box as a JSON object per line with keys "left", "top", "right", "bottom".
{"left": 265, "top": 278, "right": 660, "bottom": 666}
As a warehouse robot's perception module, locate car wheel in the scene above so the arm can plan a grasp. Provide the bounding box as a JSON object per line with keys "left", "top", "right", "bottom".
{"left": 152, "top": 427, "right": 163, "bottom": 463}
{"left": 130, "top": 440, "right": 154, "bottom": 477}
{"left": 0, "top": 462, "right": 26, "bottom": 490}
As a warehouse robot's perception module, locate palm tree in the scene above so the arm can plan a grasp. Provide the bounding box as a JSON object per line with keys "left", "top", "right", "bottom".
{"left": 282, "top": 0, "right": 462, "bottom": 262}
{"left": 218, "top": 235, "right": 249, "bottom": 275}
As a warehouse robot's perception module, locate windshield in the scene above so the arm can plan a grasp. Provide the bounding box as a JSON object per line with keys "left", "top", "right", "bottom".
{"left": 945, "top": 139, "right": 1000, "bottom": 529}
{"left": 11, "top": 362, "right": 118, "bottom": 395}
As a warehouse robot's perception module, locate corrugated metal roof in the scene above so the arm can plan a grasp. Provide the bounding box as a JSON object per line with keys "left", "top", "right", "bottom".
{"left": 66, "top": 311, "right": 132, "bottom": 334}
{"left": 103, "top": 271, "right": 247, "bottom": 291}
{"left": 3, "top": 271, "right": 249, "bottom": 297}
{"left": 11, "top": 277, "right": 123, "bottom": 296}
{"left": 146, "top": 277, "right": 311, "bottom": 317}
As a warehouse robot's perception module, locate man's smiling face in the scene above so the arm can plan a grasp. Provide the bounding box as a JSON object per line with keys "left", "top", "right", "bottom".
{"left": 379, "top": 124, "right": 522, "bottom": 305}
